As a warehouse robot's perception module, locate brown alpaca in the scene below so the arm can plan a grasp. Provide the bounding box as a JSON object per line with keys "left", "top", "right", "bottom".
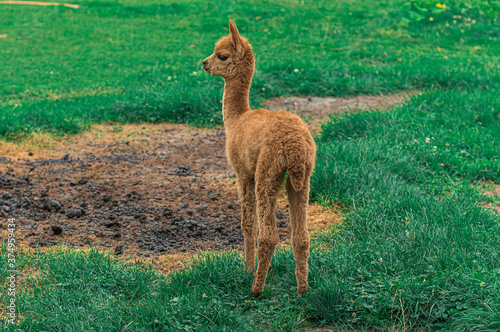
{"left": 202, "top": 19, "right": 316, "bottom": 296}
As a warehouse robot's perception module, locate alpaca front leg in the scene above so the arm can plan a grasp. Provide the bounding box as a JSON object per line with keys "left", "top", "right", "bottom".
{"left": 237, "top": 178, "right": 258, "bottom": 270}
{"left": 241, "top": 204, "right": 258, "bottom": 270}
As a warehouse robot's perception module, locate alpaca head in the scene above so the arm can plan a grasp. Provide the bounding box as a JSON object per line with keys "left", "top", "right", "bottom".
{"left": 203, "top": 19, "right": 254, "bottom": 80}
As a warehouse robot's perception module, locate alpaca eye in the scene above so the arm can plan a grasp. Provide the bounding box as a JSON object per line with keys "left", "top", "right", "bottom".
{"left": 218, "top": 55, "right": 228, "bottom": 61}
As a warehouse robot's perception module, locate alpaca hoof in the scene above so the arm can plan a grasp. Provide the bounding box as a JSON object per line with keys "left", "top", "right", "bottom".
{"left": 297, "top": 286, "right": 307, "bottom": 294}
{"left": 250, "top": 286, "right": 263, "bottom": 297}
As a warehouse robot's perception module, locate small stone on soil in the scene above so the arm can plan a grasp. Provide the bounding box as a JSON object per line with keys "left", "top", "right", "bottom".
{"left": 66, "top": 206, "right": 85, "bottom": 218}
{"left": 40, "top": 197, "right": 62, "bottom": 212}
{"left": 163, "top": 207, "right": 173, "bottom": 217}
{"left": 2, "top": 192, "right": 13, "bottom": 200}
{"left": 102, "top": 194, "right": 113, "bottom": 202}
{"left": 114, "top": 245, "right": 125, "bottom": 255}
{"left": 172, "top": 166, "right": 193, "bottom": 176}
{"left": 51, "top": 225, "right": 63, "bottom": 235}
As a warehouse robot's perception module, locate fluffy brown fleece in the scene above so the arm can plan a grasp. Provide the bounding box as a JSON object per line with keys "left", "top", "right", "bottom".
{"left": 203, "top": 19, "right": 316, "bottom": 297}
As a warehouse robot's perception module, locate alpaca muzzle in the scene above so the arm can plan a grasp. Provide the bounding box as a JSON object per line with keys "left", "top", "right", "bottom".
{"left": 202, "top": 59, "right": 210, "bottom": 73}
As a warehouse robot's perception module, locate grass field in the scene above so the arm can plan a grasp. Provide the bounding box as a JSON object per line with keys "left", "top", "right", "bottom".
{"left": 1, "top": 0, "right": 499, "bottom": 138}
{"left": 1, "top": 0, "right": 500, "bottom": 331}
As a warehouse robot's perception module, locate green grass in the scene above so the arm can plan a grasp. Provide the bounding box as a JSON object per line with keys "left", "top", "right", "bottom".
{"left": 0, "top": 0, "right": 499, "bottom": 138}
{"left": 312, "top": 89, "right": 500, "bottom": 204}
{"left": 307, "top": 88, "right": 500, "bottom": 330}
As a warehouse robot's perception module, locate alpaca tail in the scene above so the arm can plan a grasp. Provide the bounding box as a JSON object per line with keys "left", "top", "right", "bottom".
{"left": 285, "top": 142, "right": 308, "bottom": 192}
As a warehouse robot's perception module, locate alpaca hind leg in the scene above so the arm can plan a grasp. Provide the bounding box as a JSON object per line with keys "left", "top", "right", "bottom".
{"left": 286, "top": 176, "right": 310, "bottom": 294}
{"left": 250, "top": 173, "right": 284, "bottom": 297}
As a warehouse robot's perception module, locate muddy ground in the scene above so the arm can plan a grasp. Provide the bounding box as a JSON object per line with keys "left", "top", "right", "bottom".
{"left": 0, "top": 94, "right": 409, "bottom": 270}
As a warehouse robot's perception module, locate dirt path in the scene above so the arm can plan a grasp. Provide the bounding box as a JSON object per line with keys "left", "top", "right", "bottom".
{"left": 0, "top": 93, "right": 409, "bottom": 271}
{"left": 263, "top": 92, "right": 412, "bottom": 132}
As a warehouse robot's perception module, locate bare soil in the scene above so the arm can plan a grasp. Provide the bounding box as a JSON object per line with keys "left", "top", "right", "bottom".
{"left": 0, "top": 93, "right": 409, "bottom": 270}
{"left": 483, "top": 182, "right": 500, "bottom": 214}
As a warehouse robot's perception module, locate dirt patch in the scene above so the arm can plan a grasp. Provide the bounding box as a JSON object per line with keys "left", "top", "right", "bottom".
{"left": 482, "top": 182, "right": 500, "bottom": 214}
{"left": 0, "top": 123, "right": 242, "bottom": 256}
{"left": 263, "top": 92, "right": 415, "bottom": 132}
{"left": 0, "top": 122, "right": 340, "bottom": 265}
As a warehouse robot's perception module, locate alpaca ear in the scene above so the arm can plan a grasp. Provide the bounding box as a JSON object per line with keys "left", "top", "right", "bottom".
{"left": 229, "top": 19, "right": 245, "bottom": 55}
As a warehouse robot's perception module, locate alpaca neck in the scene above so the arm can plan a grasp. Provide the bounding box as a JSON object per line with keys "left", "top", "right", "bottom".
{"left": 222, "top": 71, "right": 252, "bottom": 128}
